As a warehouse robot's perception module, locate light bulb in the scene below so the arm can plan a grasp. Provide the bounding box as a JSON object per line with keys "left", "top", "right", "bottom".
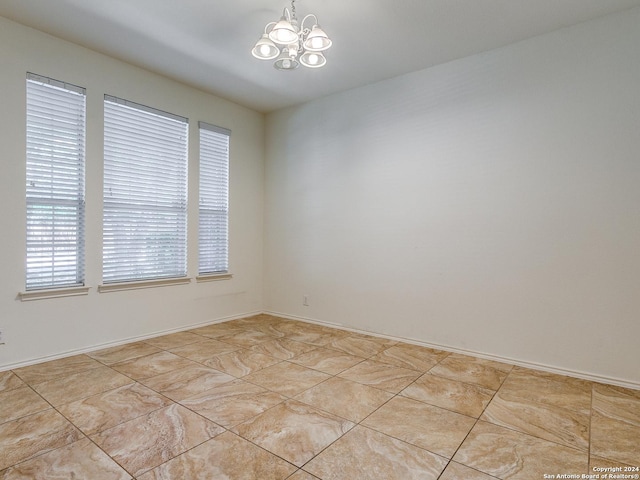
{"left": 307, "top": 53, "right": 320, "bottom": 65}
{"left": 260, "top": 44, "right": 271, "bottom": 56}
{"left": 283, "top": 59, "right": 291, "bottom": 68}
{"left": 310, "top": 37, "right": 324, "bottom": 50}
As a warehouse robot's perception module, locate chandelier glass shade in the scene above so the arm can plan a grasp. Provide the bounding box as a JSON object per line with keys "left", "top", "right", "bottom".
{"left": 252, "top": 0, "right": 332, "bottom": 70}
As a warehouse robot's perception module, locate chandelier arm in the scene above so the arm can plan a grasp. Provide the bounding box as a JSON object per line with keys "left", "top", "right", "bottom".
{"left": 263, "top": 21, "right": 277, "bottom": 34}
{"left": 300, "top": 13, "right": 319, "bottom": 30}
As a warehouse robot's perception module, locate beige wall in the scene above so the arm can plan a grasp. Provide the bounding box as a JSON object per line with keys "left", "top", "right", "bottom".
{"left": 264, "top": 8, "right": 640, "bottom": 387}
{"left": 0, "top": 17, "right": 265, "bottom": 369}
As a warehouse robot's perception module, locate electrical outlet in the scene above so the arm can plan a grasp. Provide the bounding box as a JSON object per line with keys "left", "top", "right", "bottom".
{"left": 303, "top": 294, "right": 309, "bottom": 306}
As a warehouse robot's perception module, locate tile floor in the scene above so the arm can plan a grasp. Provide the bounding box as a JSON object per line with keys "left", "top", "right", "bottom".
{"left": 1, "top": 314, "right": 638, "bottom": 479}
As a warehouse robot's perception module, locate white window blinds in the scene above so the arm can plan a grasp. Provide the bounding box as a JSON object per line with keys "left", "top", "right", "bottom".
{"left": 103, "top": 96, "right": 188, "bottom": 283}
{"left": 26, "top": 73, "right": 86, "bottom": 290}
{"left": 199, "top": 122, "right": 230, "bottom": 275}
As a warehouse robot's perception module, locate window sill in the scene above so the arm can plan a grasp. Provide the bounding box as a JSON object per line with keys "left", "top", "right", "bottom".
{"left": 98, "top": 277, "right": 191, "bottom": 293}
{"left": 196, "top": 273, "right": 233, "bottom": 283}
{"left": 18, "top": 286, "right": 91, "bottom": 301}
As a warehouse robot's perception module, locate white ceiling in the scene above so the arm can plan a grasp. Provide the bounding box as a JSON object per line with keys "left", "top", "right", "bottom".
{"left": 2, "top": 0, "right": 640, "bottom": 113}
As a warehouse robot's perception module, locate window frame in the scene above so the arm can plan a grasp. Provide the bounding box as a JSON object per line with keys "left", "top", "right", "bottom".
{"left": 198, "top": 121, "right": 231, "bottom": 277}
{"left": 102, "top": 95, "right": 189, "bottom": 285}
{"left": 25, "top": 73, "right": 86, "bottom": 292}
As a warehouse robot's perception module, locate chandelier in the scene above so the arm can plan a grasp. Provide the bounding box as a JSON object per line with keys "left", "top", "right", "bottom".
{"left": 251, "top": 0, "right": 332, "bottom": 70}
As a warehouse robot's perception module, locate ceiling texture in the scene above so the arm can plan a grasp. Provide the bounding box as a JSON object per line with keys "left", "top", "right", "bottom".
{"left": 1, "top": 0, "right": 640, "bottom": 113}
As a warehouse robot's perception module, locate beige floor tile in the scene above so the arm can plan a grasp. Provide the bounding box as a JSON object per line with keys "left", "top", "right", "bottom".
{"left": 327, "top": 335, "right": 394, "bottom": 358}
{"left": 295, "top": 376, "right": 393, "bottom": 422}
{"left": 304, "top": 425, "right": 448, "bottom": 480}
{"left": 429, "top": 354, "right": 511, "bottom": 390}
{"left": 590, "top": 409, "right": 640, "bottom": 466}
{"left": 111, "top": 351, "right": 197, "bottom": 380}
{"left": 456, "top": 354, "right": 514, "bottom": 372}
{"left": 0, "top": 371, "right": 25, "bottom": 392}
{"left": 204, "top": 349, "right": 281, "bottom": 377}
{"left": 438, "top": 461, "right": 499, "bottom": 479}
{"left": 188, "top": 322, "right": 244, "bottom": 338}
{"left": 512, "top": 366, "right": 593, "bottom": 392}
{"left": 283, "top": 330, "right": 337, "bottom": 347}
{"left": 350, "top": 332, "right": 398, "bottom": 347}
{"left": 289, "top": 347, "right": 365, "bottom": 375}
{"left": 168, "top": 338, "right": 240, "bottom": 363}
{"left": 250, "top": 338, "right": 317, "bottom": 360}
{"left": 180, "top": 379, "right": 286, "bottom": 428}
{"left": 261, "top": 320, "right": 323, "bottom": 336}
{"left": 244, "top": 362, "right": 331, "bottom": 397}
{"left": 453, "top": 421, "right": 588, "bottom": 480}
{"left": 12, "top": 354, "right": 103, "bottom": 385}
{"left": 288, "top": 471, "right": 321, "bottom": 480}
{"left": 57, "top": 383, "right": 172, "bottom": 435}
{"left": 499, "top": 369, "right": 592, "bottom": 414}
{"left": 0, "top": 386, "right": 50, "bottom": 424}
{"left": 32, "top": 365, "right": 133, "bottom": 407}
{"left": 216, "top": 330, "right": 276, "bottom": 347}
{"left": 91, "top": 404, "right": 224, "bottom": 477}
{"left": 362, "top": 396, "right": 475, "bottom": 458}
{"left": 233, "top": 399, "right": 354, "bottom": 467}
{"left": 313, "top": 325, "right": 352, "bottom": 337}
{"left": 0, "top": 409, "right": 82, "bottom": 471}
{"left": 140, "top": 364, "right": 235, "bottom": 401}
{"left": 0, "top": 438, "right": 131, "bottom": 480}
{"left": 251, "top": 321, "right": 290, "bottom": 338}
{"left": 232, "top": 314, "right": 277, "bottom": 326}
{"left": 595, "top": 383, "right": 640, "bottom": 400}
{"left": 338, "top": 359, "right": 421, "bottom": 393}
{"left": 88, "top": 342, "right": 162, "bottom": 365}
{"left": 138, "top": 431, "right": 296, "bottom": 480}
{"left": 401, "top": 372, "right": 494, "bottom": 417}
{"left": 591, "top": 383, "right": 640, "bottom": 466}
{"left": 371, "top": 343, "right": 449, "bottom": 371}
{"left": 592, "top": 383, "right": 640, "bottom": 425}
{"left": 480, "top": 390, "right": 590, "bottom": 451}
{"left": 144, "top": 331, "right": 205, "bottom": 350}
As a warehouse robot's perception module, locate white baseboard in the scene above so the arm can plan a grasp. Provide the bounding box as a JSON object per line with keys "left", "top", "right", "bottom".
{"left": 264, "top": 310, "right": 640, "bottom": 391}
{"left": 0, "top": 310, "right": 261, "bottom": 372}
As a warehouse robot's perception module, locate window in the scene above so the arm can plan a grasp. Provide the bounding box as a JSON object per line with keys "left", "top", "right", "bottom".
{"left": 25, "top": 73, "right": 86, "bottom": 290}
{"left": 103, "top": 96, "right": 188, "bottom": 283}
{"left": 198, "top": 122, "right": 230, "bottom": 275}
